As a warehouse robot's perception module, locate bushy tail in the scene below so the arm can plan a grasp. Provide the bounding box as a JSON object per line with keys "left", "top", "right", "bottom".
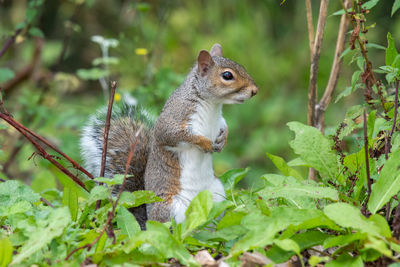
{"left": 80, "top": 104, "right": 155, "bottom": 192}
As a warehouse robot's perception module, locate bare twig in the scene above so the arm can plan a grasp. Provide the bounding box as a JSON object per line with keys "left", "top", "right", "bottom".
{"left": 99, "top": 81, "right": 117, "bottom": 177}
{"left": 307, "top": 0, "right": 329, "bottom": 127}
{"left": 96, "top": 81, "right": 117, "bottom": 210}
{"left": 0, "top": 28, "right": 22, "bottom": 59}
{"left": 305, "top": 0, "right": 314, "bottom": 61}
{"left": 2, "top": 38, "right": 43, "bottom": 92}
{"left": 65, "top": 126, "right": 143, "bottom": 260}
{"left": 363, "top": 108, "right": 372, "bottom": 214}
{"left": 0, "top": 113, "right": 88, "bottom": 190}
{"left": 316, "top": 0, "right": 351, "bottom": 133}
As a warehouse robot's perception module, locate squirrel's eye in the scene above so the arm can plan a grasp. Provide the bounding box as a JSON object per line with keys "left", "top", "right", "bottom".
{"left": 222, "top": 71, "right": 234, "bottom": 81}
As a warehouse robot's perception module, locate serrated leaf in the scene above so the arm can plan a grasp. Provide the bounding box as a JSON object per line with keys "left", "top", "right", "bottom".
{"left": 386, "top": 32, "right": 398, "bottom": 66}
{"left": 0, "top": 237, "right": 13, "bottom": 267}
{"left": 116, "top": 206, "right": 141, "bottom": 238}
{"left": 119, "top": 190, "right": 163, "bottom": 208}
{"left": 392, "top": 0, "right": 400, "bottom": 16}
{"left": 219, "top": 168, "right": 249, "bottom": 190}
{"left": 266, "top": 152, "right": 303, "bottom": 180}
{"left": 258, "top": 183, "right": 338, "bottom": 201}
{"left": 62, "top": 186, "right": 78, "bottom": 221}
{"left": 287, "top": 122, "right": 339, "bottom": 180}
{"left": 182, "top": 190, "right": 213, "bottom": 238}
{"left": 368, "top": 149, "right": 400, "bottom": 214}
{"left": 0, "top": 68, "right": 15, "bottom": 83}
{"left": 88, "top": 186, "right": 109, "bottom": 204}
{"left": 0, "top": 180, "right": 40, "bottom": 207}
{"left": 126, "top": 221, "right": 197, "bottom": 266}
{"left": 324, "top": 203, "right": 380, "bottom": 236}
{"left": 11, "top": 207, "right": 71, "bottom": 264}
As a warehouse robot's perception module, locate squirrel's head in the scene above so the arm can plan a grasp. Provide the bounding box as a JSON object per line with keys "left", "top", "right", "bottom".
{"left": 196, "top": 43, "right": 258, "bottom": 104}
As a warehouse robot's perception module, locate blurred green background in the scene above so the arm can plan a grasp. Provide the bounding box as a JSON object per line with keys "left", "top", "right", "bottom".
{"left": 0, "top": 0, "right": 399, "bottom": 187}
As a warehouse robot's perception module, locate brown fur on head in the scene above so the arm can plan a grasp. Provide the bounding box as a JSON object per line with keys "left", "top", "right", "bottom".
{"left": 197, "top": 43, "right": 258, "bottom": 104}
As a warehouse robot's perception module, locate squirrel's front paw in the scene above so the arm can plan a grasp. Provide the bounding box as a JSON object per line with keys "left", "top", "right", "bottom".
{"left": 212, "top": 128, "right": 228, "bottom": 153}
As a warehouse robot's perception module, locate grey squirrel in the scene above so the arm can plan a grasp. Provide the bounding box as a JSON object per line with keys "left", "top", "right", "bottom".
{"left": 80, "top": 44, "right": 258, "bottom": 228}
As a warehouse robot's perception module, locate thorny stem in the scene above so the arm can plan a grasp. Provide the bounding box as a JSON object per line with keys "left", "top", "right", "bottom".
{"left": 389, "top": 80, "right": 399, "bottom": 139}
{"left": 305, "top": 0, "right": 314, "bottom": 61}
{"left": 65, "top": 126, "right": 143, "bottom": 261}
{"left": 0, "top": 28, "right": 22, "bottom": 59}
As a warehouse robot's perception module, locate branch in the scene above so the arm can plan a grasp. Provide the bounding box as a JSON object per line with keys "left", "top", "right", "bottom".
{"left": 99, "top": 81, "right": 117, "bottom": 177}
{"left": 0, "top": 28, "right": 22, "bottom": 59}
{"left": 0, "top": 112, "right": 88, "bottom": 190}
{"left": 316, "top": 0, "right": 351, "bottom": 132}
{"left": 65, "top": 126, "right": 143, "bottom": 260}
{"left": 307, "top": 0, "right": 329, "bottom": 127}
{"left": 305, "top": 0, "right": 314, "bottom": 61}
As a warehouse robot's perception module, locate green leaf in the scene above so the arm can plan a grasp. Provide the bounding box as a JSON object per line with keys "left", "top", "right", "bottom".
{"left": 11, "top": 207, "right": 71, "bottom": 264}
{"left": 0, "top": 68, "right": 15, "bottom": 83}
{"left": 119, "top": 190, "right": 163, "bottom": 208}
{"left": 77, "top": 68, "right": 109, "bottom": 80}
{"left": 116, "top": 206, "right": 141, "bottom": 238}
{"left": 274, "top": 239, "right": 300, "bottom": 254}
{"left": 362, "top": 0, "right": 380, "bottom": 10}
{"left": 93, "top": 57, "right": 120, "bottom": 66}
{"left": 216, "top": 210, "right": 247, "bottom": 230}
{"left": 266, "top": 152, "right": 303, "bottom": 180}
{"left": 28, "top": 27, "right": 44, "bottom": 38}
{"left": 219, "top": 168, "right": 249, "bottom": 190}
{"left": 287, "top": 122, "right": 339, "bottom": 180}
{"left": 88, "top": 186, "right": 109, "bottom": 204}
{"left": 258, "top": 183, "right": 338, "bottom": 202}
{"left": 323, "top": 232, "right": 367, "bottom": 248}
{"left": 0, "top": 180, "right": 40, "bottom": 207}
{"left": 386, "top": 32, "right": 398, "bottom": 66}
{"left": 392, "top": 0, "right": 400, "bottom": 16}
{"left": 266, "top": 231, "right": 329, "bottom": 264}
{"left": 326, "top": 254, "right": 363, "bottom": 267}
{"left": 0, "top": 237, "right": 13, "bottom": 267}
{"left": 182, "top": 190, "right": 213, "bottom": 238}
{"left": 368, "top": 149, "right": 400, "bottom": 214}
{"left": 324, "top": 203, "right": 380, "bottom": 236}
{"left": 95, "top": 175, "right": 124, "bottom": 186}
{"left": 0, "top": 201, "right": 32, "bottom": 216}
{"left": 62, "top": 186, "right": 78, "bottom": 221}
{"left": 126, "top": 221, "right": 197, "bottom": 266}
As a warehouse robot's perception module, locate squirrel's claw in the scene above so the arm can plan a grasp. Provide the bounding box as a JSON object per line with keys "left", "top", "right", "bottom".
{"left": 212, "top": 127, "right": 228, "bottom": 153}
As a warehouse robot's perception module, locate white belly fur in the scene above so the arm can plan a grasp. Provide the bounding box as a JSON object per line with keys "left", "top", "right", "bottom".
{"left": 170, "top": 101, "right": 226, "bottom": 223}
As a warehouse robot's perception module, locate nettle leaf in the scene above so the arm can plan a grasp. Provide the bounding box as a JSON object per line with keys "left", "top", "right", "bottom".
{"left": 0, "top": 180, "right": 40, "bottom": 207}
{"left": 11, "top": 207, "right": 71, "bottom": 265}
{"left": 287, "top": 122, "right": 339, "bottom": 180}
{"left": 386, "top": 32, "right": 398, "bottom": 66}
{"left": 368, "top": 149, "right": 400, "bottom": 214}
{"left": 259, "top": 177, "right": 339, "bottom": 202}
{"left": 62, "top": 186, "right": 78, "bottom": 221}
{"left": 88, "top": 186, "right": 109, "bottom": 204}
{"left": 0, "top": 237, "right": 13, "bottom": 267}
{"left": 0, "top": 201, "right": 32, "bottom": 217}
{"left": 230, "top": 207, "right": 327, "bottom": 256}
{"left": 219, "top": 168, "right": 249, "bottom": 190}
{"left": 125, "top": 221, "right": 197, "bottom": 266}
{"left": 0, "top": 68, "right": 15, "bottom": 83}
{"left": 266, "top": 152, "right": 303, "bottom": 180}
{"left": 324, "top": 203, "right": 380, "bottom": 236}
{"left": 116, "top": 206, "right": 141, "bottom": 238}
{"left": 182, "top": 190, "right": 213, "bottom": 238}
{"left": 119, "top": 190, "right": 163, "bottom": 208}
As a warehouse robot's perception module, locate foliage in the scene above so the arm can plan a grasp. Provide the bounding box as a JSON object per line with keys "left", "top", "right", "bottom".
{"left": 2, "top": 0, "right": 400, "bottom": 266}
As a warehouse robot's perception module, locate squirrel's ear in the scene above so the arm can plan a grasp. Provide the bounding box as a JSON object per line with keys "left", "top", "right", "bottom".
{"left": 197, "top": 50, "right": 214, "bottom": 77}
{"left": 210, "top": 43, "right": 223, "bottom": 57}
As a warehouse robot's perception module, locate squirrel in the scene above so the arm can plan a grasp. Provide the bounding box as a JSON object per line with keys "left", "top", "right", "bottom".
{"left": 80, "top": 44, "right": 258, "bottom": 229}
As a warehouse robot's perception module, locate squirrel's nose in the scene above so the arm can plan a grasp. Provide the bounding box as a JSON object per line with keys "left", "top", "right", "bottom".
{"left": 250, "top": 86, "right": 258, "bottom": 97}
